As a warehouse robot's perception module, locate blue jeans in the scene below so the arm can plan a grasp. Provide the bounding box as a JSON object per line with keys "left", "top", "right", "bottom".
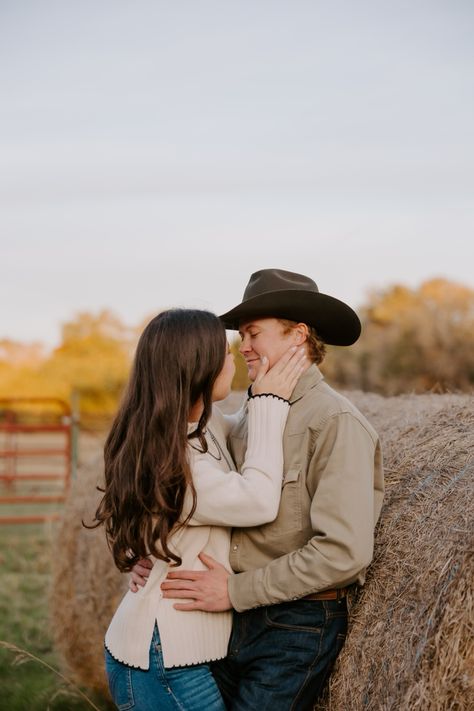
{"left": 105, "top": 625, "right": 226, "bottom": 711}
{"left": 211, "top": 599, "right": 348, "bottom": 711}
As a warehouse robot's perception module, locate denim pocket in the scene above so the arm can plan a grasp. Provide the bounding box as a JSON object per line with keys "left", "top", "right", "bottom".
{"left": 105, "top": 650, "right": 135, "bottom": 710}
{"left": 264, "top": 601, "right": 325, "bottom": 633}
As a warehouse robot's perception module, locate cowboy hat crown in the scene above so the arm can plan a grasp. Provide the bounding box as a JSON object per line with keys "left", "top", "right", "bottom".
{"left": 219, "top": 268, "right": 361, "bottom": 346}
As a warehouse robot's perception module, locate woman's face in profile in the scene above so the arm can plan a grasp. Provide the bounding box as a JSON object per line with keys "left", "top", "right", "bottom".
{"left": 211, "top": 345, "right": 236, "bottom": 402}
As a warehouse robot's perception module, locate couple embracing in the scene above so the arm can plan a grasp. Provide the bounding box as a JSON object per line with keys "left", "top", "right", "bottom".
{"left": 93, "top": 268, "right": 384, "bottom": 711}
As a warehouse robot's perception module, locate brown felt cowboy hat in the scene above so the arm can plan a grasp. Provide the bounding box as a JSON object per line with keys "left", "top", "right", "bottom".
{"left": 220, "top": 268, "right": 361, "bottom": 346}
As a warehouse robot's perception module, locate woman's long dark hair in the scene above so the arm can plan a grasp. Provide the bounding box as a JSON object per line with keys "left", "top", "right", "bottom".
{"left": 91, "top": 309, "right": 227, "bottom": 572}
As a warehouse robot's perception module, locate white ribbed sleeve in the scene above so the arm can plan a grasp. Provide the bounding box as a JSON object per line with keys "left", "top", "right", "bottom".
{"left": 187, "top": 395, "right": 289, "bottom": 527}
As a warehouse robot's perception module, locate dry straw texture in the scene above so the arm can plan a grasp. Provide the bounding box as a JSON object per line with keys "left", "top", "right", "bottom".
{"left": 50, "top": 394, "right": 473, "bottom": 708}
{"left": 50, "top": 445, "right": 127, "bottom": 698}
{"left": 317, "top": 391, "right": 474, "bottom": 711}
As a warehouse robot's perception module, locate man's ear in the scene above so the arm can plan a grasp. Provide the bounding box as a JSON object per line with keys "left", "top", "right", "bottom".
{"left": 293, "top": 323, "right": 309, "bottom": 345}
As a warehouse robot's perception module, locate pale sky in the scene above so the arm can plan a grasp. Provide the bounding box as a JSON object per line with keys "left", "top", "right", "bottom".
{"left": 1, "top": 0, "right": 473, "bottom": 348}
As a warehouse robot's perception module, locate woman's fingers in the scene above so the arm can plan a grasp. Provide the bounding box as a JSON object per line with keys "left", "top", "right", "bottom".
{"left": 266, "top": 347, "right": 306, "bottom": 379}
{"left": 278, "top": 350, "right": 308, "bottom": 393}
{"left": 281, "top": 347, "right": 306, "bottom": 373}
{"left": 253, "top": 347, "right": 308, "bottom": 399}
{"left": 266, "top": 345, "right": 298, "bottom": 374}
{"left": 253, "top": 355, "right": 270, "bottom": 384}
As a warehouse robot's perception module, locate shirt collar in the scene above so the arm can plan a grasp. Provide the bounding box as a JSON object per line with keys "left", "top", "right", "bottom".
{"left": 289, "top": 363, "right": 324, "bottom": 404}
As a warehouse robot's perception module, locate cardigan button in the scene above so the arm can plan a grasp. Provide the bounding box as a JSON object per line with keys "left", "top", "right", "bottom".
{"left": 232, "top": 545, "right": 238, "bottom": 551}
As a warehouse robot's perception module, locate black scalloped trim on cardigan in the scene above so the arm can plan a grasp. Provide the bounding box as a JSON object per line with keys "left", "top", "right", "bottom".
{"left": 104, "top": 642, "right": 148, "bottom": 671}
{"left": 104, "top": 641, "right": 228, "bottom": 670}
{"left": 247, "top": 392, "right": 290, "bottom": 405}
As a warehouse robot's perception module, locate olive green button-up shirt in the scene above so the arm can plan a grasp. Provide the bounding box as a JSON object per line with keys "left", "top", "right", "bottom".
{"left": 227, "top": 365, "right": 384, "bottom": 612}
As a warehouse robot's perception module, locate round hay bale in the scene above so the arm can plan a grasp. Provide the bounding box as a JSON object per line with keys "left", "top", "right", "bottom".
{"left": 317, "top": 393, "right": 474, "bottom": 711}
{"left": 50, "top": 448, "right": 127, "bottom": 699}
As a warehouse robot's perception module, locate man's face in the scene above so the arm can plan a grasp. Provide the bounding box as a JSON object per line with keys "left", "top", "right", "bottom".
{"left": 238, "top": 318, "right": 296, "bottom": 381}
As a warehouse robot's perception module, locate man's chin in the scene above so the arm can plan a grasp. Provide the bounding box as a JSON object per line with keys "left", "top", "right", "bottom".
{"left": 246, "top": 365, "right": 258, "bottom": 382}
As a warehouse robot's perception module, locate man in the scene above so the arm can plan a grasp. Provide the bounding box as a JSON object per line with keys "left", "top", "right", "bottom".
{"left": 135, "top": 269, "right": 384, "bottom": 710}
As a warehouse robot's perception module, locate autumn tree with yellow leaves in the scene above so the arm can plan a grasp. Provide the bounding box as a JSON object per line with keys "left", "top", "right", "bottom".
{"left": 0, "top": 279, "right": 472, "bottom": 428}
{"left": 0, "top": 311, "right": 135, "bottom": 424}
{"left": 322, "top": 278, "right": 474, "bottom": 394}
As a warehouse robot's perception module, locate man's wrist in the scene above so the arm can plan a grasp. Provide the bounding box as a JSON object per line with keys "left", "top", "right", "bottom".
{"left": 227, "top": 570, "right": 252, "bottom": 612}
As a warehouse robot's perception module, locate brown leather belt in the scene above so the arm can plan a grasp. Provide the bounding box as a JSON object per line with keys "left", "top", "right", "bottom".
{"left": 300, "top": 587, "right": 350, "bottom": 601}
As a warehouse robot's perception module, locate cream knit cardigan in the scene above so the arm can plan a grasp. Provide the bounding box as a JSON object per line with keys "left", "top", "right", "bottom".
{"left": 105, "top": 395, "right": 289, "bottom": 670}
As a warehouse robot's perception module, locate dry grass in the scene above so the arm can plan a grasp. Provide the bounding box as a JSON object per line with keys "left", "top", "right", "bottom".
{"left": 0, "top": 520, "right": 110, "bottom": 710}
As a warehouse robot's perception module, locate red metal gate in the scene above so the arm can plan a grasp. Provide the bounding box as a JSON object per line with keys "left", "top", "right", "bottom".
{"left": 0, "top": 398, "right": 77, "bottom": 524}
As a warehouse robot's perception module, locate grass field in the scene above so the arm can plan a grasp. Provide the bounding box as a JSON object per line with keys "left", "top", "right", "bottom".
{"left": 0, "top": 522, "right": 112, "bottom": 710}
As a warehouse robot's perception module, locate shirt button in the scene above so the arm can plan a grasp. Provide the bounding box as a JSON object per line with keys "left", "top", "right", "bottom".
{"left": 232, "top": 545, "right": 238, "bottom": 551}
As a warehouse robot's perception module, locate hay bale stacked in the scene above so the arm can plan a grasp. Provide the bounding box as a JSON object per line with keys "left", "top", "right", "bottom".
{"left": 50, "top": 393, "right": 473, "bottom": 708}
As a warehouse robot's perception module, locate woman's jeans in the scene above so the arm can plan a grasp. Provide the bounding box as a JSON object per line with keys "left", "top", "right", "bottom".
{"left": 211, "top": 598, "right": 348, "bottom": 711}
{"left": 105, "top": 625, "right": 226, "bottom": 711}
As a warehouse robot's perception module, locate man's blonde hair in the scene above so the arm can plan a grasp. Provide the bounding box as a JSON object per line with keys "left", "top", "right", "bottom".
{"left": 278, "top": 319, "right": 326, "bottom": 365}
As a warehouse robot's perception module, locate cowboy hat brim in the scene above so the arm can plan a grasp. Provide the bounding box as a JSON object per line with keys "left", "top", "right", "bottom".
{"left": 220, "top": 290, "right": 361, "bottom": 346}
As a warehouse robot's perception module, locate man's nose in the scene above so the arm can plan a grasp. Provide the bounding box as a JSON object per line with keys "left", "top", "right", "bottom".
{"left": 239, "top": 336, "right": 251, "bottom": 354}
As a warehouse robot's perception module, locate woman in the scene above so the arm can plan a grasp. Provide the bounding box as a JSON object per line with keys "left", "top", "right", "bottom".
{"left": 92, "top": 308, "right": 305, "bottom": 711}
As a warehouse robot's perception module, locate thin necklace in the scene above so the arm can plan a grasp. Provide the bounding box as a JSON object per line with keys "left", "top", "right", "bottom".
{"left": 207, "top": 428, "right": 234, "bottom": 471}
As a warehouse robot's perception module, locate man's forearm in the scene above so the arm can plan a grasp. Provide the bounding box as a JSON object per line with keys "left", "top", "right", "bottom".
{"left": 228, "top": 414, "right": 383, "bottom": 612}
{"left": 228, "top": 535, "right": 371, "bottom": 611}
